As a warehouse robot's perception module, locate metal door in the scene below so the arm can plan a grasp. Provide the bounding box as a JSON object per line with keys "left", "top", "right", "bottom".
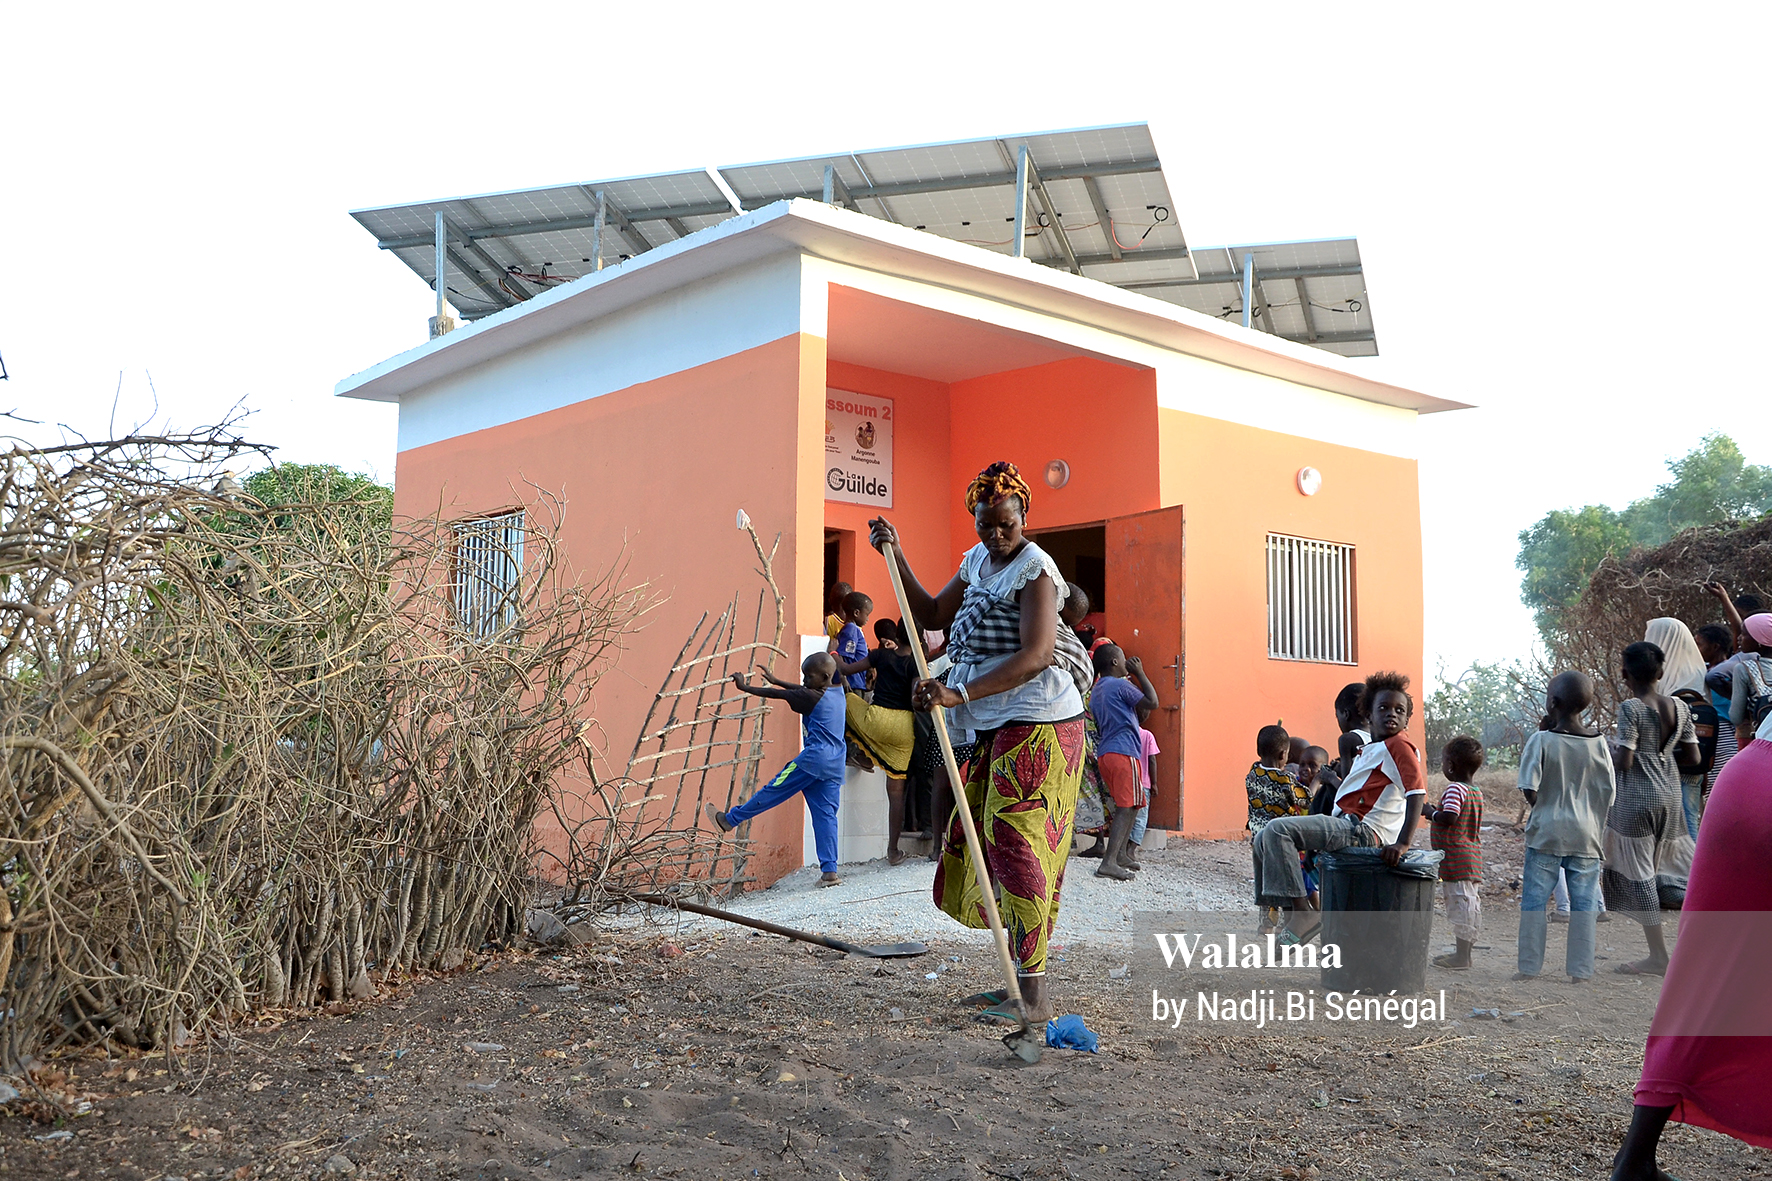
{"left": 1104, "top": 506, "right": 1184, "bottom": 830}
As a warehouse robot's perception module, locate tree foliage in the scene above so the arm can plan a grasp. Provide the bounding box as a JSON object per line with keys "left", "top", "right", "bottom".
{"left": 1424, "top": 659, "right": 1542, "bottom": 768}
{"left": 242, "top": 463, "right": 393, "bottom": 541}
{"left": 1517, "top": 434, "right": 1772, "bottom": 637}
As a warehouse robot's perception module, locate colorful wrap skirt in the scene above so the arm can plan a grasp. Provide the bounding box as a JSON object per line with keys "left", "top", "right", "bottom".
{"left": 932, "top": 719, "right": 1086, "bottom": 975}
{"left": 845, "top": 695, "right": 915, "bottom": 777}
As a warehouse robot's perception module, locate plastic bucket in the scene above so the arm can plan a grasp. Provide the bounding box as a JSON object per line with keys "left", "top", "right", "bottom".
{"left": 1317, "top": 847, "right": 1442, "bottom": 993}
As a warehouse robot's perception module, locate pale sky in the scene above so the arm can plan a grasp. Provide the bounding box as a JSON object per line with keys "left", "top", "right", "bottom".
{"left": 6, "top": 4, "right": 1767, "bottom": 676}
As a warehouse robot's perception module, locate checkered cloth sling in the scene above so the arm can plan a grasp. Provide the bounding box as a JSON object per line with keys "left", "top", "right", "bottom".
{"left": 945, "top": 549, "right": 1092, "bottom": 699}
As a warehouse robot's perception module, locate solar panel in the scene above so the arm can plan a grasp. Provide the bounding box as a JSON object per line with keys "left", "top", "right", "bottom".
{"left": 1125, "top": 238, "right": 1377, "bottom": 358}
{"left": 349, "top": 124, "right": 1375, "bottom": 355}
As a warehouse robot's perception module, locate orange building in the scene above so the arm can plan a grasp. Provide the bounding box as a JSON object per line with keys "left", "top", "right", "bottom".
{"left": 340, "top": 157, "right": 1464, "bottom": 888}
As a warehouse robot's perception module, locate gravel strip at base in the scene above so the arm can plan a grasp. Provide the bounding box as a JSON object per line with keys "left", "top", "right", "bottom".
{"left": 632, "top": 837, "right": 1255, "bottom": 947}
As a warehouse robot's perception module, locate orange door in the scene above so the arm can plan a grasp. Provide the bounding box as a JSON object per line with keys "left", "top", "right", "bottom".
{"left": 1104, "top": 506, "right": 1184, "bottom": 830}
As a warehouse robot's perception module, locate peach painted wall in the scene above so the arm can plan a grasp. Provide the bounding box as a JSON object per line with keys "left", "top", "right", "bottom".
{"left": 821, "top": 361, "right": 952, "bottom": 624}
{"left": 393, "top": 335, "right": 815, "bottom": 888}
{"left": 949, "top": 357, "right": 1161, "bottom": 555}
{"left": 1158, "top": 408, "right": 1424, "bottom": 837}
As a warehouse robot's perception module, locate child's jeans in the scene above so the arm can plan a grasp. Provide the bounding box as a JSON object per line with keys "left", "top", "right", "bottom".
{"left": 1680, "top": 771, "right": 1705, "bottom": 839}
{"left": 1550, "top": 867, "right": 1607, "bottom": 915}
{"left": 1129, "top": 803, "right": 1149, "bottom": 846}
{"left": 1519, "top": 849, "right": 1601, "bottom": 979}
{"left": 1253, "top": 814, "right": 1378, "bottom": 906}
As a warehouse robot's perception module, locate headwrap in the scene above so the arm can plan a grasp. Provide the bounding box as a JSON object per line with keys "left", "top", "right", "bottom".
{"left": 964, "top": 461, "right": 1032, "bottom": 514}
{"left": 1643, "top": 617, "right": 1705, "bottom": 697}
{"left": 1745, "top": 612, "right": 1772, "bottom": 647}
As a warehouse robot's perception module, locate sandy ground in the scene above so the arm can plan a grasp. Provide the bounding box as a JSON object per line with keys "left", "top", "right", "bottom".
{"left": 3, "top": 785, "right": 1767, "bottom": 1181}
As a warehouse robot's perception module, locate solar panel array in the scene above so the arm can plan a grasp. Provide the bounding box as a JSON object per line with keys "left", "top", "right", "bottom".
{"left": 1132, "top": 238, "right": 1376, "bottom": 358}
{"left": 350, "top": 123, "right": 1374, "bottom": 355}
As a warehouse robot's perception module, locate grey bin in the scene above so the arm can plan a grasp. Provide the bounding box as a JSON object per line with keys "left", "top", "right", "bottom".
{"left": 1316, "top": 847, "right": 1443, "bottom": 994}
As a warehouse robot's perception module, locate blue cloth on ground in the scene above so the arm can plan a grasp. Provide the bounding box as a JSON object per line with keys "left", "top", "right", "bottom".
{"left": 1044, "top": 1014, "right": 1098, "bottom": 1052}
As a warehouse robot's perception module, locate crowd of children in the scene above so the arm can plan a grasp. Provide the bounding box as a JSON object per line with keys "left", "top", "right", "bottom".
{"left": 1239, "top": 584, "right": 1772, "bottom": 982}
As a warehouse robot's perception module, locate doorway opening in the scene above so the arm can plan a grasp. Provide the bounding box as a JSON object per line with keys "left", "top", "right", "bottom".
{"left": 1031, "top": 523, "right": 1106, "bottom": 641}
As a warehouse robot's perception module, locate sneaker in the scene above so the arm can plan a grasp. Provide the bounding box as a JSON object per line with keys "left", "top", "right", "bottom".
{"left": 1549, "top": 910, "right": 1569, "bottom": 924}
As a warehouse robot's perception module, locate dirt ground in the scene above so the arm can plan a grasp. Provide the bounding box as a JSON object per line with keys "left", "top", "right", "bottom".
{"left": 2, "top": 803, "right": 1767, "bottom": 1181}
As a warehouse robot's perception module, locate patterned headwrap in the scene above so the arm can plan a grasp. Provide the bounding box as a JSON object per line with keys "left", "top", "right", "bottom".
{"left": 964, "top": 461, "right": 1033, "bottom": 514}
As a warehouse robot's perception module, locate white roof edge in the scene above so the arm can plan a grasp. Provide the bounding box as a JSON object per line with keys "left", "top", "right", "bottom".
{"left": 337, "top": 199, "right": 1469, "bottom": 415}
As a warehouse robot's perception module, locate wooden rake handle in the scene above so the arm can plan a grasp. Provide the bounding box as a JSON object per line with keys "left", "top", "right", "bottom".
{"left": 878, "top": 541, "right": 1027, "bottom": 1022}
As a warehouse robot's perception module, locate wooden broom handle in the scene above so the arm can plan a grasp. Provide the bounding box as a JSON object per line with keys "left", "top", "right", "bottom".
{"left": 879, "top": 542, "right": 1027, "bottom": 1020}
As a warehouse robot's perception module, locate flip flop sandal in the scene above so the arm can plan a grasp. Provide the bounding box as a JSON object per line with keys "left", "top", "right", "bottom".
{"left": 973, "top": 1002, "right": 1025, "bottom": 1026}
{"left": 1279, "top": 925, "right": 1322, "bottom": 947}
{"left": 1614, "top": 960, "right": 1667, "bottom": 976}
{"left": 959, "top": 990, "right": 1008, "bottom": 1008}
{"left": 1431, "top": 954, "right": 1471, "bottom": 970}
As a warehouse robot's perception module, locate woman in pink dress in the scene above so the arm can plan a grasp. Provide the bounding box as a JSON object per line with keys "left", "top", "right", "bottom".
{"left": 1611, "top": 694, "right": 1772, "bottom": 1178}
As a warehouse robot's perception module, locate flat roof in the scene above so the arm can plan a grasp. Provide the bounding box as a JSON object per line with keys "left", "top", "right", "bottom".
{"left": 338, "top": 199, "right": 1463, "bottom": 415}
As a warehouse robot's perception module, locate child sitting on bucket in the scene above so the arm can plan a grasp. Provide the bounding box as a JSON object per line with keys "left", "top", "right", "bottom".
{"left": 1426, "top": 736, "right": 1486, "bottom": 970}
{"left": 1254, "top": 672, "right": 1426, "bottom": 944}
{"left": 708, "top": 652, "right": 848, "bottom": 887}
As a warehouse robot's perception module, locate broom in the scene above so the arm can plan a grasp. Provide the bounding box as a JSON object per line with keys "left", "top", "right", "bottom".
{"left": 879, "top": 539, "right": 1044, "bottom": 1063}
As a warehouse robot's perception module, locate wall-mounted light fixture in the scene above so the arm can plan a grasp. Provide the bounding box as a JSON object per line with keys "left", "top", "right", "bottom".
{"left": 1044, "top": 459, "right": 1071, "bottom": 490}
{"left": 1296, "top": 466, "right": 1323, "bottom": 496}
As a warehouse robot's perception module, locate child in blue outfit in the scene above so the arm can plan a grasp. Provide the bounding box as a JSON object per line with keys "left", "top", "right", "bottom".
{"left": 707, "top": 652, "right": 848, "bottom": 887}
{"left": 831, "top": 592, "right": 874, "bottom": 694}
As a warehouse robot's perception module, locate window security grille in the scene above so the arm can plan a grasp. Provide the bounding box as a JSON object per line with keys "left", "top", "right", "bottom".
{"left": 1266, "top": 533, "right": 1354, "bottom": 664}
{"left": 452, "top": 511, "right": 524, "bottom": 638}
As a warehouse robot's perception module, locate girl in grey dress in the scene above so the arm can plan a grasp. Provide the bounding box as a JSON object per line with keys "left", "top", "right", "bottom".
{"left": 1605, "top": 641, "right": 1701, "bottom": 975}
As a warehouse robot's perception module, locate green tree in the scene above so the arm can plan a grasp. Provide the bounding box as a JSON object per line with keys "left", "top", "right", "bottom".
{"left": 1517, "top": 434, "right": 1772, "bottom": 638}
{"left": 1424, "top": 660, "right": 1538, "bottom": 767}
{"left": 1621, "top": 433, "right": 1772, "bottom": 547}
{"left": 1516, "top": 506, "right": 1633, "bottom": 636}
{"left": 243, "top": 464, "right": 393, "bottom": 534}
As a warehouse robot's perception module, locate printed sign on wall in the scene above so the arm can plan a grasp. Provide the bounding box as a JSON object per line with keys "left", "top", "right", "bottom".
{"left": 824, "top": 388, "right": 893, "bottom": 508}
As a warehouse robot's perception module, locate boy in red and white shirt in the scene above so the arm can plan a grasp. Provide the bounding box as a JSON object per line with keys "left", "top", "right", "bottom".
{"left": 1253, "top": 671, "right": 1427, "bottom": 942}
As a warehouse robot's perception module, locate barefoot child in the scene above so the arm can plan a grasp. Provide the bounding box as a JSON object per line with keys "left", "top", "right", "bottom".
{"left": 708, "top": 653, "right": 848, "bottom": 887}
{"left": 1606, "top": 642, "right": 1701, "bottom": 975}
{"left": 1515, "top": 671, "right": 1614, "bottom": 981}
{"left": 1088, "top": 644, "right": 1159, "bottom": 879}
{"left": 1427, "top": 736, "right": 1485, "bottom": 970}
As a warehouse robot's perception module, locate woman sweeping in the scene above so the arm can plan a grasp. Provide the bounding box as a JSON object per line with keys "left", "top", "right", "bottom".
{"left": 867, "top": 461, "right": 1092, "bottom": 1024}
{"left": 1610, "top": 708, "right": 1772, "bottom": 1177}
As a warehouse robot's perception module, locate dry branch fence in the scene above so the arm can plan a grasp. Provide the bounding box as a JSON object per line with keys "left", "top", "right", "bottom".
{"left": 0, "top": 426, "right": 783, "bottom": 1072}
{"left": 1549, "top": 515, "right": 1772, "bottom": 722}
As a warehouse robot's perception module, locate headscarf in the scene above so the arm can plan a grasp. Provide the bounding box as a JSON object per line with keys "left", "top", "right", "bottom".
{"left": 1644, "top": 617, "right": 1705, "bottom": 697}
{"left": 964, "top": 461, "right": 1033, "bottom": 514}
{"left": 1745, "top": 612, "right": 1772, "bottom": 648}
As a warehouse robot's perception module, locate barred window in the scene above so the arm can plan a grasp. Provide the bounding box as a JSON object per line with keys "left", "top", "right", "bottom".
{"left": 1266, "top": 533, "right": 1355, "bottom": 664}
{"left": 453, "top": 510, "right": 524, "bottom": 638}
